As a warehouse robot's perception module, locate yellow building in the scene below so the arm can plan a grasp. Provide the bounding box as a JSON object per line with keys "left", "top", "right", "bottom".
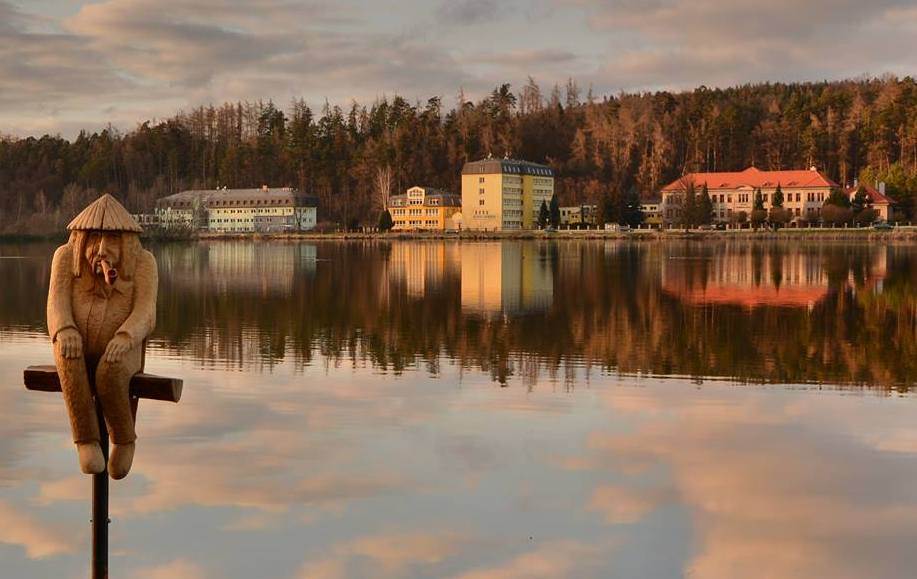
{"left": 388, "top": 186, "right": 462, "bottom": 231}
{"left": 461, "top": 156, "right": 554, "bottom": 230}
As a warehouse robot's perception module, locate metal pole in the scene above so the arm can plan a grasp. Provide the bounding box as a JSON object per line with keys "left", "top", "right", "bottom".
{"left": 92, "top": 398, "right": 109, "bottom": 579}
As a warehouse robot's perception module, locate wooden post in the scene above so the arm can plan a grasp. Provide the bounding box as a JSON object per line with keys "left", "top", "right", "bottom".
{"left": 92, "top": 398, "right": 109, "bottom": 579}
{"left": 23, "top": 365, "right": 181, "bottom": 579}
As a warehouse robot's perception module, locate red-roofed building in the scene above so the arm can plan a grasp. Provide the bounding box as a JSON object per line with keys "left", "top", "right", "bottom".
{"left": 660, "top": 166, "right": 838, "bottom": 225}
{"left": 845, "top": 182, "right": 895, "bottom": 221}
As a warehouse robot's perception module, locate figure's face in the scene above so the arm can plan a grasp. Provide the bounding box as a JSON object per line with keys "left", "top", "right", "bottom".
{"left": 84, "top": 231, "right": 122, "bottom": 286}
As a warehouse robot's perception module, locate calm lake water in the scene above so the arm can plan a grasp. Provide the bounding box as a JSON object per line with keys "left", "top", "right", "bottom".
{"left": 1, "top": 239, "right": 915, "bottom": 578}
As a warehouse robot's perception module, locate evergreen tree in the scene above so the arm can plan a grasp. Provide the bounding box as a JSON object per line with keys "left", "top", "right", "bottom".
{"left": 599, "top": 191, "right": 624, "bottom": 225}
{"left": 825, "top": 187, "right": 852, "bottom": 207}
{"left": 622, "top": 188, "right": 644, "bottom": 227}
{"left": 549, "top": 195, "right": 560, "bottom": 228}
{"left": 753, "top": 188, "right": 765, "bottom": 211}
{"left": 537, "top": 200, "right": 549, "bottom": 229}
{"left": 698, "top": 183, "right": 713, "bottom": 225}
{"left": 750, "top": 188, "right": 766, "bottom": 230}
{"left": 851, "top": 185, "right": 869, "bottom": 214}
{"left": 772, "top": 184, "right": 784, "bottom": 208}
{"left": 681, "top": 181, "right": 697, "bottom": 230}
{"left": 377, "top": 209, "right": 394, "bottom": 232}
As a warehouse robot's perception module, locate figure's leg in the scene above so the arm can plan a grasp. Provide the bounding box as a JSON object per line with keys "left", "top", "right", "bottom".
{"left": 53, "top": 346, "right": 104, "bottom": 474}
{"left": 95, "top": 347, "right": 140, "bottom": 444}
{"left": 95, "top": 348, "right": 141, "bottom": 479}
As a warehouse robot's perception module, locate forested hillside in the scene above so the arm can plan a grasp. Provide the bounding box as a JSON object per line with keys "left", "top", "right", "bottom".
{"left": 1, "top": 76, "right": 915, "bottom": 233}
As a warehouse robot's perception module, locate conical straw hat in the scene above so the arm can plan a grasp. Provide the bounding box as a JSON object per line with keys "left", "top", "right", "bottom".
{"left": 67, "top": 194, "right": 143, "bottom": 232}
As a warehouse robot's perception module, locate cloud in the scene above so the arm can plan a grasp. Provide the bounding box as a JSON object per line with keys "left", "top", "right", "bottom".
{"left": 568, "top": 0, "right": 917, "bottom": 90}
{"left": 588, "top": 484, "right": 673, "bottom": 524}
{"left": 0, "top": 500, "right": 77, "bottom": 559}
{"left": 4, "top": 0, "right": 915, "bottom": 136}
{"left": 468, "top": 49, "right": 579, "bottom": 67}
{"left": 297, "top": 530, "right": 468, "bottom": 578}
{"left": 0, "top": 0, "right": 475, "bottom": 137}
{"left": 569, "top": 386, "right": 917, "bottom": 579}
{"left": 436, "top": 0, "right": 506, "bottom": 26}
{"left": 65, "top": 0, "right": 337, "bottom": 88}
{"left": 454, "top": 540, "right": 608, "bottom": 579}
{"left": 0, "top": 2, "right": 130, "bottom": 107}
{"left": 129, "top": 558, "right": 209, "bottom": 579}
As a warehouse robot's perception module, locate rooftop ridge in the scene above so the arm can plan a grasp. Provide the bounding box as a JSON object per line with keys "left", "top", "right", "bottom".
{"left": 661, "top": 167, "right": 837, "bottom": 191}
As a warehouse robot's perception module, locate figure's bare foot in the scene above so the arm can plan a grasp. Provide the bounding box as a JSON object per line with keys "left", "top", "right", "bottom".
{"left": 77, "top": 442, "right": 105, "bottom": 474}
{"left": 109, "top": 442, "right": 135, "bottom": 480}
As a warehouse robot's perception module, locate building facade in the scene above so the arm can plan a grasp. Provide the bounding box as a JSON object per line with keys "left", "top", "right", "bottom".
{"left": 559, "top": 205, "right": 597, "bottom": 228}
{"left": 461, "top": 157, "right": 554, "bottom": 230}
{"left": 388, "top": 186, "right": 462, "bottom": 231}
{"left": 640, "top": 199, "right": 662, "bottom": 227}
{"left": 845, "top": 182, "right": 895, "bottom": 221}
{"left": 660, "top": 167, "right": 837, "bottom": 225}
{"left": 156, "top": 187, "right": 318, "bottom": 232}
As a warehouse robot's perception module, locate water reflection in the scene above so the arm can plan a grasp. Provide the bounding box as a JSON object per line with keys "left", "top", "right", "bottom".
{"left": 1, "top": 239, "right": 914, "bottom": 387}
{"left": 661, "top": 244, "right": 889, "bottom": 309}
{"left": 0, "top": 240, "right": 916, "bottom": 578}
{"left": 460, "top": 242, "right": 554, "bottom": 316}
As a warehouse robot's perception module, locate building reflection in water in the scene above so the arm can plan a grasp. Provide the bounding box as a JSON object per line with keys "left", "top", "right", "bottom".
{"left": 661, "top": 244, "right": 889, "bottom": 309}
{"left": 388, "top": 242, "right": 460, "bottom": 299}
{"left": 158, "top": 241, "right": 317, "bottom": 296}
{"left": 459, "top": 241, "right": 554, "bottom": 316}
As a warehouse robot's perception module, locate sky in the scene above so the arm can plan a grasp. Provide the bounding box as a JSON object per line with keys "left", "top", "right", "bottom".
{"left": 1, "top": 0, "right": 916, "bottom": 138}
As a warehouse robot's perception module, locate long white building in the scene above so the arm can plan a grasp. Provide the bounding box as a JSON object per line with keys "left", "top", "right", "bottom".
{"left": 156, "top": 187, "right": 318, "bottom": 232}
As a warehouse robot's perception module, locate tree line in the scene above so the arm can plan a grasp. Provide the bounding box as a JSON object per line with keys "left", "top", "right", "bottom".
{"left": 1, "top": 75, "right": 916, "bottom": 234}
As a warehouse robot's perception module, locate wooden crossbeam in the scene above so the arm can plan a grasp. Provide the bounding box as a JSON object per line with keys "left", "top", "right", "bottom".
{"left": 23, "top": 365, "right": 182, "bottom": 403}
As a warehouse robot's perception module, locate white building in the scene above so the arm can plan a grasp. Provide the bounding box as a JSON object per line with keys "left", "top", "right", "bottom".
{"left": 156, "top": 187, "right": 318, "bottom": 233}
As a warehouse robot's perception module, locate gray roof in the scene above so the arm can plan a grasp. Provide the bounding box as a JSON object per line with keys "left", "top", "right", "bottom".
{"left": 461, "top": 157, "right": 554, "bottom": 177}
{"left": 157, "top": 188, "right": 318, "bottom": 209}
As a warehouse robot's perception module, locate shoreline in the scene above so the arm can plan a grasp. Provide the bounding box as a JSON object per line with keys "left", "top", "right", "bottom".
{"left": 2, "top": 227, "right": 916, "bottom": 243}
{"left": 196, "top": 227, "right": 917, "bottom": 242}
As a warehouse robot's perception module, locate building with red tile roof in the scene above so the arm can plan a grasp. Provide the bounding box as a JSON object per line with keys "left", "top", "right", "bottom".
{"left": 660, "top": 166, "right": 837, "bottom": 225}
{"left": 845, "top": 182, "right": 895, "bottom": 221}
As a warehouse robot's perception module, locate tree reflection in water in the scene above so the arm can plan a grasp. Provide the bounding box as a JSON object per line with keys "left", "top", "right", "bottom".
{"left": 1, "top": 239, "right": 914, "bottom": 388}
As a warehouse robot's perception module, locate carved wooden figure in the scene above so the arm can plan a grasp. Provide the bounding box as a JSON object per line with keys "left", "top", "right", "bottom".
{"left": 47, "top": 194, "right": 158, "bottom": 479}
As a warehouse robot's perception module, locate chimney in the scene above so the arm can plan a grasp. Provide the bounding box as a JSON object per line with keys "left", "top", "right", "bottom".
{"left": 853, "top": 178, "right": 858, "bottom": 189}
{"left": 262, "top": 185, "right": 268, "bottom": 192}
{"left": 878, "top": 182, "right": 886, "bottom": 195}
